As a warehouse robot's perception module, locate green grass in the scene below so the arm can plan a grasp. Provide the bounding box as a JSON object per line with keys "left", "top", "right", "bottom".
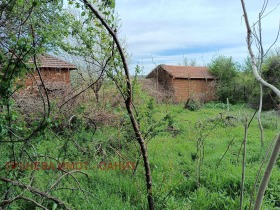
{"left": 145, "top": 103, "right": 279, "bottom": 209}
{"left": 1, "top": 101, "right": 279, "bottom": 209}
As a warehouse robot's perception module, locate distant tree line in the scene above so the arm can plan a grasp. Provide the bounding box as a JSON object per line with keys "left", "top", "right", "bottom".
{"left": 208, "top": 51, "right": 280, "bottom": 110}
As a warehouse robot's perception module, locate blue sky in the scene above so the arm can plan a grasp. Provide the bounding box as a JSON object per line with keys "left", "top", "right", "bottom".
{"left": 115, "top": 0, "right": 280, "bottom": 74}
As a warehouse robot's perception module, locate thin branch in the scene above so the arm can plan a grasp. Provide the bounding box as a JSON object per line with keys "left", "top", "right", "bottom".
{"left": 257, "top": 84, "right": 264, "bottom": 146}
{"left": 240, "top": 117, "right": 248, "bottom": 210}
{"left": 59, "top": 56, "right": 109, "bottom": 109}
{"left": 264, "top": 20, "right": 280, "bottom": 58}
{"left": 0, "top": 195, "right": 48, "bottom": 210}
{"left": 0, "top": 177, "right": 72, "bottom": 210}
{"left": 216, "top": 138, "right": 236, "bottom": 167}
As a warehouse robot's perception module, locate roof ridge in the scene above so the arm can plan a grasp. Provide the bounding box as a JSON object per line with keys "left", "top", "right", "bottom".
{"left": 35, "top": 54, "right": 76, "bottom": 70}
{"left": 157, "top": 64, "right": 216, "bottom": 79}
{"left": 162, "top": 64, "right": 207, "bottom": 68}
{"left": 41, "top": 54, "right": 67, "bottom": 62}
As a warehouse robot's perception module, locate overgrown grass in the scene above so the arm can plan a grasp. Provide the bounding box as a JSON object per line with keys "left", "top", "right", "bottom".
{"left": 1, "top": 93, "right": 279, "bottom": 209}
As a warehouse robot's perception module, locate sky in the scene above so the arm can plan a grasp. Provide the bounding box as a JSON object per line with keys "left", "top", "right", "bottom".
{"left": 115, "top": 0, "right": 280, "bottom": 74}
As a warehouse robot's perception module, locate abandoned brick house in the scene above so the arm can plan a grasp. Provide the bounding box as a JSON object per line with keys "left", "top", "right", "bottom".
{"left": 22, "top": 54, "right": 76, "bottom": 93}
{"left": 146, "top": 64, "right": 217, "bottom": 102}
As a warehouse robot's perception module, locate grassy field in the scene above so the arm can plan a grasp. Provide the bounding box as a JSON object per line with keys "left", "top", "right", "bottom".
{"left": 147, "top": 103, "right": 279, "bottom": 209}
{"left": 1, "top": 92, "right": 280, "bottom": 209}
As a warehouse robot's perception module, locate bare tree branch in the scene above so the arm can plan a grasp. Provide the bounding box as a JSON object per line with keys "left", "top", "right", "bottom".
{"left": 0, "top": 177, "right": 72, "bottom": 210}
{"left": 0, "top": 195, "right": 48, "bottom": 210}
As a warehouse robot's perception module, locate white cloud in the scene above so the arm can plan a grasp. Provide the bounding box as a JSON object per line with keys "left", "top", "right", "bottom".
{"left": 115, "top": 0, "right": 280, "bottom": 74}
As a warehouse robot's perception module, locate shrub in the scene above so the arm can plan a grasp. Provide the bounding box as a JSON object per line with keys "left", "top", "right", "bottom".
{"left": 184, "top": 98, "right": 203, "bottom": 111}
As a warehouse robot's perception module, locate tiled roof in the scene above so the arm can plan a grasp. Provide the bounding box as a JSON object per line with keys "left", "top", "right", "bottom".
{"left": 29, "top": 54, "right": 76, "bottom": 70}
{"left": 149, "top": 64, "right": 216, "bottom": 79}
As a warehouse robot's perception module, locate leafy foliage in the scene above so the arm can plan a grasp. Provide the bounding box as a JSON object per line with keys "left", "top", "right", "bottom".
{"left": 208, "top": 55, "right": 239, "bottom": 103}
{"left": 261, "top": 52, "right": 280, "bottom": 110}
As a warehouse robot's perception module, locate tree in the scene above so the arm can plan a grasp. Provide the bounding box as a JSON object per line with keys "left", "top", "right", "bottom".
{"left": 59, "top": 0, "right": 117, "bottom": 104}
{"left": 240, "top": 1, "right": 280, "bottom": 209}
{"left": 239, "top": 56, "right": 259, "bottom": 103}
{"left": 0, "top": 0, "right": 71, "bottom": 142}
{"left": 261, "top": 52, "right": 280, "bottom": 110}
{"left": 179, "top": 56, "right": 197, "bottom": 66}
{"left": 208, "top": 55, "right": 239, "bottom": 103}
{"left": 243, "top": 52, "right": 280, "bottom": 110}
{"left": 0, "top": 1, "right": 80, "bottom": 209}
{"left": 1, "top": 0, "right": 155, "bottom": 209}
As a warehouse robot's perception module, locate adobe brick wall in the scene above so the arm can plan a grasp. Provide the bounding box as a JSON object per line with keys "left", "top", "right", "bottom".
{"left": 147, "top": 67, "right": 174, "bottom": 90}
{"left": 172, "top": 78, "right": 216, "bottom": 102}
{"left": 24, "top": 68, "right": 71, "bottom": 89}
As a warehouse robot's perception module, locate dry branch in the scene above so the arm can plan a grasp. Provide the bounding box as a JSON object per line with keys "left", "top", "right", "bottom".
{"left": 0, "top": 177, "right": 72, "bottom": 210}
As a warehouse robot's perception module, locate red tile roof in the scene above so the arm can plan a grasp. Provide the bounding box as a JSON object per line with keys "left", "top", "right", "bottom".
{"left": 29, "top": 54, "right": 76, "bottom": 70}
{"left": 159, "top": 65, "right": 216, "bottom": 79}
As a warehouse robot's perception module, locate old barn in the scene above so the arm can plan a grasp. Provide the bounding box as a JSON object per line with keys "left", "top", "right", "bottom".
{"left": 24, "top": 54, "right": 76, "bottom": 93}
{"left": 146, "top": 65, "right": 217, "bottom": 103}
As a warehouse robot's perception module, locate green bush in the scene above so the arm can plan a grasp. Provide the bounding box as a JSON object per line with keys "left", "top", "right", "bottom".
{"left": 208, "top": 55, "right": 239, "bottom": 103}
{"left": 184, "top": 99, "right": 203, "bottom": 111}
